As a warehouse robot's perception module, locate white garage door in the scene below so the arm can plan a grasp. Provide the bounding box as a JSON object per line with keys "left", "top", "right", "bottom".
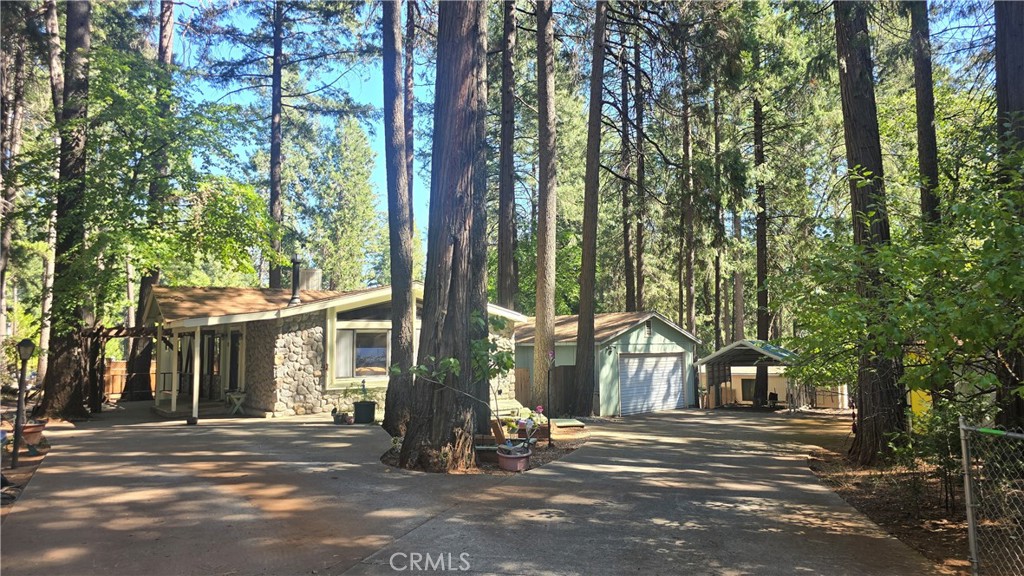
{"left": 619, "top": 354, "right": 686, "bottom": 415}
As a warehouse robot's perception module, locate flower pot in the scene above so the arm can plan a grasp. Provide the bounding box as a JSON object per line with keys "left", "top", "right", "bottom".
{"left": 353, "top": 401, "right": 376, "bottom": 424}
{"left": 496, "top": 449, "right": 532, "bottom": 472}
{"left": 21, "top": 422, "right": 46, "bottom": 446}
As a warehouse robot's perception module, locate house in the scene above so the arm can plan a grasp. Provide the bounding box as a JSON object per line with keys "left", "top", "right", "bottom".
{"left": 514, "top": 312, "right": 701, "bottom": 417}
{"left": 143, "top": 282, "right": 525, "bottom": 419}
{"left": 695, "top": 339, "right": 848, "bottom": 409}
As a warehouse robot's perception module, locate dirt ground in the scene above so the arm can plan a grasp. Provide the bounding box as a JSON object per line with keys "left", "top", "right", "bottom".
{"left": 809, "top": 448, "right": 971, "bottom": 576}
{"left": 1, "top": 435, "right": 50, "bottom": 525}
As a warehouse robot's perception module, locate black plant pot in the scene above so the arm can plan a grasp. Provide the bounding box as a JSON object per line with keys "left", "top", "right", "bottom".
{"left": 353, "top": 401, "right": 376, "bottom": 424}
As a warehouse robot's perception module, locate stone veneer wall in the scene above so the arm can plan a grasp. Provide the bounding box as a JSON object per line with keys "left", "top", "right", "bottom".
{"left": 244, "top": 319, "right": 278, "bottom": 414}
{"left": 242, "top": 310, "right": 517, "bottom": 420}
{"left": 272, "top": 311, "right": 327, "bottom": 415}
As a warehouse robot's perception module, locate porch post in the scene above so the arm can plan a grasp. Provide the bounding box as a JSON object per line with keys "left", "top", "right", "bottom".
{"left": 154, "top": 325, "right": 163, "bottom": 407}
{"left": 192, "top": 326, "right": 201, "bottom": 419}
{"left": 170, "top": 330, "right": 179, "bottom": 412}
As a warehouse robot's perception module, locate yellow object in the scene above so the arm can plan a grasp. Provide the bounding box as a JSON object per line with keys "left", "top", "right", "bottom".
{"left": 910, "top": 390, "right": 932, "bottom": 416}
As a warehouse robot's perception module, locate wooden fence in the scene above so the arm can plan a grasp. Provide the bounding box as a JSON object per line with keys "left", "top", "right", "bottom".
{"left": 513, "top": 365, "right": 577, "bottom": 417}
{"left": 103, "top": 360, "right": 156, "bottom": 401}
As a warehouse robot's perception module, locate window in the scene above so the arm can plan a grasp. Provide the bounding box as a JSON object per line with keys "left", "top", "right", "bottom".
{"left": 741, "top": 379, "right": 756, "bottom": 402}
{"left": 335, "top": 329, "right": 389, "bottom": 379}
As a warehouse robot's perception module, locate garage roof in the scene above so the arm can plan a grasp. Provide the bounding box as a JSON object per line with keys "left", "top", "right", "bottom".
{"left": 515, "top": 311, "right": 700, "bottom": 346}
{"left": 695, "top": 339, "right": 797, "bottom": 366}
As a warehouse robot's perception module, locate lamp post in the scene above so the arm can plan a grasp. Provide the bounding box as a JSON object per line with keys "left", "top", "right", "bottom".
{"left": 12, "top": 338, "right": 35, "bottom": 468}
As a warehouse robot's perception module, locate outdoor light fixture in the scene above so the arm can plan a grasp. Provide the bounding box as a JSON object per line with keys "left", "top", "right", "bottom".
{"left": 11, "top": 339, "right": 35, "bottom": 468}
{"left": 17, "top": 338, "right": 35, "bottom": 361}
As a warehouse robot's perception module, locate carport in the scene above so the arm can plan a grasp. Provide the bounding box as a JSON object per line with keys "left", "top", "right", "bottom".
{"left": 696, "top": 339, "right": 797, "bottom": 407}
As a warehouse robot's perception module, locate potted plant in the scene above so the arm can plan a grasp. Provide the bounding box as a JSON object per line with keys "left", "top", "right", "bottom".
{"left": 20, "top": 419, "right": 47, "bottom": 446}
{"left": 331, "top": 408, "right": 354, "bottom": 425}
{"left": 517, "top": 406, "right": 549, "bottom": 440}
{"left": 497, "top": 415, "right": 540, "bottom": 472}
{"left": 352, "top": 380, "right": 376, "bottom": 424}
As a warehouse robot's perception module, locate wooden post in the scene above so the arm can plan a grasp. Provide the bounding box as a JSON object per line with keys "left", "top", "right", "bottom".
{"left": 154, "top": 325, "right": 162, "bottom": 406}
{"left": 192, "top": 327, "right": 200, "bottom": 419}
{"left": 170, "top": 330, "right": 179, "bottom": 412}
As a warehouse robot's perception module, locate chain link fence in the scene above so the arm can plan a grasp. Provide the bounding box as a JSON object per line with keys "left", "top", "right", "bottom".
{"left": 959, "top": 418, "right": 1024, "bottom": 576}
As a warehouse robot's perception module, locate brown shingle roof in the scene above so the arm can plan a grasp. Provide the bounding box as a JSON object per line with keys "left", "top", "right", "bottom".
{"left": 515, "top": 311, "right": 661, "bottom": 346}
{"left": 150, "top": 285, "right": 379, "bottom": 323}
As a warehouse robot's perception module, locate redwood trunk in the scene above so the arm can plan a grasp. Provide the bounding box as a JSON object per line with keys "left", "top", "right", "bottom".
{"left": 469, "top": 4, "right": 489, "bottom": 434}
{"left": 633, "top": 36, "right": 645, "bottom": 311}
{"left": 993, "top": 1, "right": 1024, "bottom": 428}
{"left": 398, "top": 0, "right": 481, "bottom": 472}
{"left": 42, "top": 0, "right": 92, "bottom": 420}
{"left": 574, "top": 0, "right": 608, "bottom": 417}
{"left": 127, "top": 0, "right": 174, "bottom": 401}
{"left": 732, "top": 209, "right": 744, "bottom": 341}
{"left": 620, "top": 40, "right": 635, "bottom": 313}
{"left": 36, "top": 0, "right": 65, "bottom": 384}
{"left": 497, "top": 0, "right": 518, "bottom": 311}
{"left": 532, "top": 0, "right": 557, "bottom": 406}
{"left": 753, "top": 67, "right": 769, "bottom": 407}
{"left": 909, "top": 1, "right": 940, "bottom": 226}
{"left": 382, "top": 0, "right": 416, "bottom": 438}
{"left": 268, "top": 0, "right": 284, "bottom": 289}
{"left": 835, "top": 1, "right": 905, "bottom": 465}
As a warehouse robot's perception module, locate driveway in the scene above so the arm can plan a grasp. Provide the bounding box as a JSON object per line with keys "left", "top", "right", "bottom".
{"left": 1, "top": 406, "right": 937, "bottom": 576}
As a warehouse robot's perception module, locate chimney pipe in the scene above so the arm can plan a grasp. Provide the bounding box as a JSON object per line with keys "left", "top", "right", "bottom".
{"left": 288, "top": 254, "right": 301, "bottom": 306}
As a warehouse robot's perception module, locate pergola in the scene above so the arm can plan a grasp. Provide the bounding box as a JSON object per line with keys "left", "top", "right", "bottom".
{"left": 696, "top": 339, "right": 797, "bottom": 406}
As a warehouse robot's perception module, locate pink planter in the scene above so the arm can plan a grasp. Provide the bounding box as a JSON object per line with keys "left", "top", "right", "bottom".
{"left": 21, "top": 423, "right": 46, "bottom": 445}
{"left": 496, "top": 449, "right": 532, "bottom": 472}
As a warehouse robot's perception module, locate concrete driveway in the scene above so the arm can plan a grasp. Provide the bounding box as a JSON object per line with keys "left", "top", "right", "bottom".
{"left": 1, "top": 406, "right": 938, "bottom": 576}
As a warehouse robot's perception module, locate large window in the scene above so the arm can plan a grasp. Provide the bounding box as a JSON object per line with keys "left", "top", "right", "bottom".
{"left": 335, "top": 330, "right": 389, "bottom": 379}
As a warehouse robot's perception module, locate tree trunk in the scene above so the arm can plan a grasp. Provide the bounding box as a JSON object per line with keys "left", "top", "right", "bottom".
{"left": 732, "top": 209, "right": 744, "bottom": 341}
{"left": 620, "top": 41, "right": 636, "bottom": 313}
{"left": 993, "top": 1, "right": 1024, "bottom": 428}
{"left": 37, "top": 0, "right": 65, "bottom": 384}
{"left": 574, "top": 0, "right": 607, "bottom": 417}
{"left": 834, "top": 1, "right": 905, "bottom": 465}
{"left": 405, "top": 0, "right": 415, "bottom": 208}
{"left": 713, "top": 82, "right": 723, "bottom": 350}
{"left": 678, "top": 32, "right": 695, "bottom": 333}
{"left": 268, "top": 0, "right": 285, "bottom": 289}
{"left": 469, "top": 1, "right": 490, "bottom": 434}
{"left": 909, "top": 0, "right": 940, "bottom": 227}
{"left": 633, "top": 35, "right": 645, "bottom": 311}
{"left": 0, "top": 13, "right": 28, "bottom": 343}
{"left": 398, "top": 0, "right": 481, "bottom": 472}
{"left": 126, "top": 0, "right": 174, "bottom": 401}
{"left": 753, "top": 49, "right": 769, "bottom": 406}
{"left": 381, "top": 0, "right": 416, "bottom": 438}
{"left": 41, "top": 0, "right": 92, "bottom": 420}
{"left": 532, "top": 0, "right": 557, "bottom": 407}
{"left": 497, "top": 0, "right": 517, "bottom": 310}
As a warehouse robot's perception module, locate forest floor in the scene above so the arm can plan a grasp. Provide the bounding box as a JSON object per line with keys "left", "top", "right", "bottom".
{"left": 809, "top": 448, "right": 971, "bottom": 575}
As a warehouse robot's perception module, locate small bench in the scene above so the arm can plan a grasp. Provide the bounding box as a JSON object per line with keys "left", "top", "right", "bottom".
{"left": 225, "top": 391, "right": 246, "bottom": 416}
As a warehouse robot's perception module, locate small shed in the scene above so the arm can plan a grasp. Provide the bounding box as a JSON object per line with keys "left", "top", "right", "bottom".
{"left": 695, "top": 339, "right": 846, "bottom": 409}
{"left": 514, "top": 312, "right": 701, "bottom": 417}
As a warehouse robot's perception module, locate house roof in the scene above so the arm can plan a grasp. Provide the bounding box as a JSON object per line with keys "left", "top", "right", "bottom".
{"left": 695, "top": 339, "right": 797, "bottom": 367}
{"left": 147, "top": 283, "right": 527, "bottom": 330}
{"left": 514, "top": 311, "right": 700, "bottom": 347}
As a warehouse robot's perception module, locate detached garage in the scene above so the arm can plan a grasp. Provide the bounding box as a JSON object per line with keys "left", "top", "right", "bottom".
{"left": 514, "top": 312, "right": 701, "bottom": 417}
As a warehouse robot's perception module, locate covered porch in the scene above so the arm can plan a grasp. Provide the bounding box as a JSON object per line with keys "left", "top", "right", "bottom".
{"left": 151, "top": 323, "right": 247, "bottom": 418}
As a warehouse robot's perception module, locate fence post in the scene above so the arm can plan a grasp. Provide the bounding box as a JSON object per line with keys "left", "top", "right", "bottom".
{"left": 959, "top": 417, "right": 980, "bottom": 576}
